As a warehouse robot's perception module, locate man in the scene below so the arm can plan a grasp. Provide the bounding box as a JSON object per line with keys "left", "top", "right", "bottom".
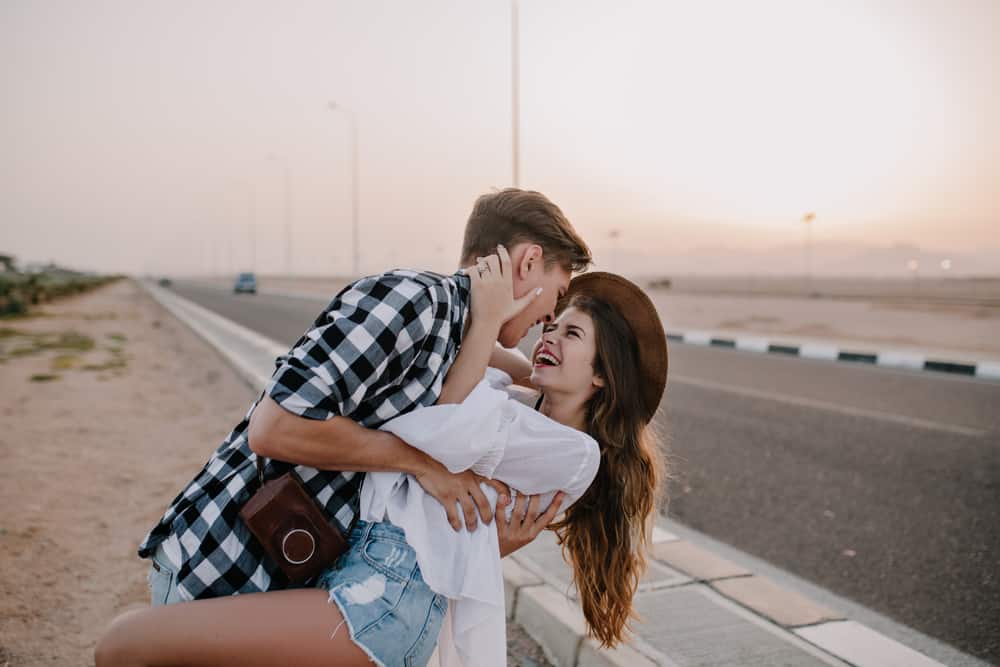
{"left": 138, "top": 188, "right": 592, "bottom": 603}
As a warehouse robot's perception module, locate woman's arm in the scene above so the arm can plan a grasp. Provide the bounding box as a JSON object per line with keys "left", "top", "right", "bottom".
{"left": 436, "top": 313, "right": 500, "bottom": 404}
{"left": 437, "top": 246, "right": 542, "bottom": 404}
{"left": 488, "top": 344, "right": 534, "bottom": 387}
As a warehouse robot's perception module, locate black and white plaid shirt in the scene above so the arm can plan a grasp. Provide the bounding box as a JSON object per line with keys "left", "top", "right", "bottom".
{"left": 138, "top": 269, "right": 471, "bottom": 600}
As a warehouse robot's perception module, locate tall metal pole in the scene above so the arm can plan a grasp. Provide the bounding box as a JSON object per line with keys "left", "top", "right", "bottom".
{"left": 249, "top": 187, "right": 257, "bottom": 272}
{"left": 238, "top": 181, "right": 257, "bottom": 272}
{"left": 511, "top": 0, "right": 520, "bottom": 187}
{"left": 329, "top": 102, "right": 360, "bottom": 277}
{"left": 349, "top": 112, "right": 360, "bottom": 277}
{"left": 267, "top": 154, "right": 295, "bottom": 276}
{"left": 276, "top": 158, "right": 293, "bottom": 275}
{"left": 802, "top": 212, "right": 815, "bottom": 293}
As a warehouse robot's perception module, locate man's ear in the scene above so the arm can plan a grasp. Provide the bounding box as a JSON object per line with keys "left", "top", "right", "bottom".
{"left": 518, "top": 244, "right": 543, "bottom": 279}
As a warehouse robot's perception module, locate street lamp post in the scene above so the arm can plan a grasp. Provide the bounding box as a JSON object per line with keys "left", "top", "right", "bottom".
{"left": 328, "top": 101, "right": 360, "bottom": 277}
{"left": 907, "top": 258, "right": 920, "bottom": 294}
{"left": 236, "top": 181, "right": 257, "bottom": 272}
{"left": 802, "top": 212, "right": 816, "bottom": 293}
{"left": 511, "top": 0, "right": 520, "bottom": 187}
{"left": 267, "top": 154, "right": 294, "bottom": 276}
{"left": 608, "top": 229, "right": 621, "bottom": 273}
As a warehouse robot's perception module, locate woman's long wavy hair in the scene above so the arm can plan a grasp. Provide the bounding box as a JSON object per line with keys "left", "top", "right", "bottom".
{"left": 548, "top": 294, "right": 668, "bottom": 648}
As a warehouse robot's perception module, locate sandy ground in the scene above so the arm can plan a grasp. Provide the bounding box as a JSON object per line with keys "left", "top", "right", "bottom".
{"left": 0, "top": 280, "right": 552, "bottom": 667}
{"left": 0, "top": 280, "right": 256, "bottom": 665}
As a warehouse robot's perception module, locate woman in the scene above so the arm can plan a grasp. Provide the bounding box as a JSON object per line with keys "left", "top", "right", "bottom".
{"left": 96, "top": 264, "right": 668, "bottom": 667}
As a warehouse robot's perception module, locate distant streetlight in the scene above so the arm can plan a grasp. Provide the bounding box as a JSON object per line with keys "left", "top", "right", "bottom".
{"left": 907, "top": 258, "right": 920, "bottom": 293}
{"left": 267, "top": 153, "right": 294, "bottom": 276}
{"left": 511, "top": 0, "right": 520, "bottom": 187}
{"left": 802, "top": 212, "right": 816, "bottom": 292}
{"left": 941, "top": 258, "right": 952, "bottom": 272}
{"left": 328, "top": 101, "right": 360, "bottom": 277}
{"left": 608, "top": 229, "right": 621, "bottom": 273}
{"left": 235, "top": 181, "right": 257, "bottom": 272}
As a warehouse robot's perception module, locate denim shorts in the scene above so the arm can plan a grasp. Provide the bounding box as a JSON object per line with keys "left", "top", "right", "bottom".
{"left": 148, "top": 537, "right": 184, "bottom": 606}
{"left": 316, "top": 520, "right": 447, "bottom": 667}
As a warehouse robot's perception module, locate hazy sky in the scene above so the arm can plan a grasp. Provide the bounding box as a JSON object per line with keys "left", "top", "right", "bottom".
{"left": 3, "top": 0, "right": 998, "bottom": 276}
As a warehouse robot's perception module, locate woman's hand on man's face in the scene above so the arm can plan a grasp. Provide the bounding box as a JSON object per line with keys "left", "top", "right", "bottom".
{"left": 496, "top": 490, "right": 565, "bottom": 558}
{"left": 466, "top": 244, "right": 542, "bottom": 331}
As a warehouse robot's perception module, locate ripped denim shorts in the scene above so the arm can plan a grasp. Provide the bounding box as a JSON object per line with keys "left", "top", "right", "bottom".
{"left": 315, "top": 520, "right": 447, "bottom": 667}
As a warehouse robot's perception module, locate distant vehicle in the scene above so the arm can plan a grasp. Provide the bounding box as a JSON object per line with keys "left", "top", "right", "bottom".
{"left": 233, "top": 272, "right": 257, "bottom": 294}
{"left": 158, "top": 277, "right": 172, "bottom": 288}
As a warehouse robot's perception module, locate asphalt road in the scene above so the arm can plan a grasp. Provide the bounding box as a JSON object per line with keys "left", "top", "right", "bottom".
{"left": 169, "top": 281, "right": 1000, "bottom": 663}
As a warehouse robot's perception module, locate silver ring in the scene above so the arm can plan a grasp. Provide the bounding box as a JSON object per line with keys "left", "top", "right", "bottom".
{"left": 281, "top": 528, "right": 316, "bottom": 565}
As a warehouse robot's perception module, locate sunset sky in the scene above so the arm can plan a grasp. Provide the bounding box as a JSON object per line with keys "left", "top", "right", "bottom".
{"left": 3, "top": 0, "right": 998, "bottom": 276}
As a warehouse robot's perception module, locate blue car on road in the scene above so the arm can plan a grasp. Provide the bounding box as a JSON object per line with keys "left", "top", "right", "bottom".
{"left": 233, "top": 272, "right": 257, "bottom": 294}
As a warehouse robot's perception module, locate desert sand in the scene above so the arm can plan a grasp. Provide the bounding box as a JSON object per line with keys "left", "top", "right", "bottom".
{"left": 0, "top": 280, "right": 255, "bottom": 665}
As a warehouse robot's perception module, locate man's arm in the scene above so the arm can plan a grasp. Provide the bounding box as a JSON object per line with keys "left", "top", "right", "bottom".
{"left": 248, "top": 396, "right": 494, "bottom": 531}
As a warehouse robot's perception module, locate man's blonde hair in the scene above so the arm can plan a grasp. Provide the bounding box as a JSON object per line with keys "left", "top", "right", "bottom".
{"left": 461, "top": 188, "right": 592, "bottom": 272}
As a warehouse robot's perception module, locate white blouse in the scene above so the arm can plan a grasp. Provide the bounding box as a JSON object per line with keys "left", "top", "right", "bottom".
{"left": 360, "top": 368, "right": 600, "bottom": 667}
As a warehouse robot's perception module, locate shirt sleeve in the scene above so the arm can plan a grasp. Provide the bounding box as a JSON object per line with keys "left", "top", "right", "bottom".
{"left": 491, "top": 406, "right": 601, "bottom": 511}
{"left": 484, "top": 367, "right": 513, "bottom": 390}
{"left": 265, "top": 275, "right": 437, "bottom": 420}
{"left": 377, "top": 376, "right": 510, "bottom": 473}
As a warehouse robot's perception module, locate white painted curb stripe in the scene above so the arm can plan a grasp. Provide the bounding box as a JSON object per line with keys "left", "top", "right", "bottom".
{"left": 795, "top": 621, "right": 947, "bottom": 667}
{"left": 976, "top": 361, "right": 1000, "bottom": 380}
{"left": 683, "top": 331, "right": 713, "bottom": 346}
{"left": 734, "top": 336, "right": 770, "bottom": 353}
{"left": 667, "top": 329, "right": 999, "bottom": 381}
{"left": 877, "top": 351, "right": 926, "bottom": 370}
{"left": 799, "top": 343, "right": 840, "bottom": 361}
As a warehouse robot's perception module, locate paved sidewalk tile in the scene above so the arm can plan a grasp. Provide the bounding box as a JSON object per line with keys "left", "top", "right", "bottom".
{"left": 518, "top": 530, "right": 690, "bottom": 597}
{"left": 795, "top": 621, "right": 946, "bottom": 667}
{"left": 651, "top": 540, "right": 751, "bottom": 581}
{"left": 712, "top": 576, "right": 843, "bottom": 628}
{"left": 632, "top": 585, "right": 848, "bottom": 666}
{"left": 577, "top": 637, "right": 661, "bottom": 667}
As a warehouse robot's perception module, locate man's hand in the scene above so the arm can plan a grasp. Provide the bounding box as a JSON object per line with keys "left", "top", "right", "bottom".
{"left": 414, "top": 457, "right": 510, "bottom": 531}
{"left": 496, "top": 490, "right": 565, "bottom": 558}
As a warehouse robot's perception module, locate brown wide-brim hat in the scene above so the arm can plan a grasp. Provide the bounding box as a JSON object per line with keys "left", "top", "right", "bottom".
{"left": 557, "top": 272, "right": 668, "bottom": 424}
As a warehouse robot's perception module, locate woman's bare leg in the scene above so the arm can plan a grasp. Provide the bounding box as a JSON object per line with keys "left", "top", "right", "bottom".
{"left": 95, "top": 588, "right": 373, "bottom": 667}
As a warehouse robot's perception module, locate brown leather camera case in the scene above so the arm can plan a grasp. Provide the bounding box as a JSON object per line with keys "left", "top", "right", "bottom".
{"left": 238, "top": 470, "right": 349, "bottom": 584}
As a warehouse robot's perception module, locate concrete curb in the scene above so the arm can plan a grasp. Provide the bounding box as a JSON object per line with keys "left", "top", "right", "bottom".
{"left": 667, "top": 330, "right": 1000, "bottom": 381}
{"left": 140, "top": 281, "right": 959, "bottom": 667}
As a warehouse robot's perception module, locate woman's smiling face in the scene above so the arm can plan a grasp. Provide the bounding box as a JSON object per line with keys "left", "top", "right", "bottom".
{"left": 530, "top": 306, "right": 604, "bottom": 398}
